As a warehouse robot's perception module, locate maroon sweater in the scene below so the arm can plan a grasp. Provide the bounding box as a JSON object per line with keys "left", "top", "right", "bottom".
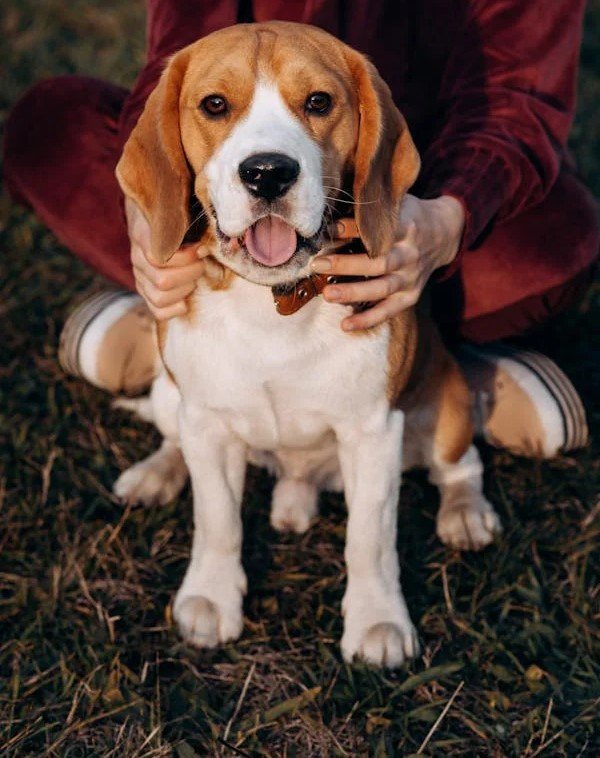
{"left": 119, "top": 0, "right": 586, "bottom": 263}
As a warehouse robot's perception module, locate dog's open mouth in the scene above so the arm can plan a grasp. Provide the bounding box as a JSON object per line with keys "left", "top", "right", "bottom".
{"left": 217, "top": 215, "right": 321, "bottom": 268}
{"left": 244, "top": 216, "right": 296, "bottom": 266}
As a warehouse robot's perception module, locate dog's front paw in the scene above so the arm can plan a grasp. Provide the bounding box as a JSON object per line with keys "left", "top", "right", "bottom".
{"left": 342, "top": 603, "right": 419, "bottom": 668}
{"left": 437, "top": 494, "right": 502, "bottom": 551}
{"left": 114, "top": 443, "right": 187, "bottom": 505}
{"left": 270, "top": 478, "right": 318, "bottom": 534}
{"left": 174, "top": 594, "right": 243, "bottom": 648}
{"left": 342, "top": 619, "right": 419, "bottom": 668}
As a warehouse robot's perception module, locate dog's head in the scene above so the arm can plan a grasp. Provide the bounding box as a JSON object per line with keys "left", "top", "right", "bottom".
{"left": 117, "top": 22, "right": 420, "bottom": 286}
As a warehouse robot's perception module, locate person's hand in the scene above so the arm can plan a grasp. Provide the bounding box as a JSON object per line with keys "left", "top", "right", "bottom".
{"left": 126, "top": 198, "right": 209, "bottom": 320}
{"left": 311, "top": 194, "right": 465, "bottom": 331}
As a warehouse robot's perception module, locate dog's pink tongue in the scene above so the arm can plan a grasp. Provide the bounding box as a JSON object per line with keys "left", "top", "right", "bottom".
{"left": 244, "top": 216, "right": 297, "bottom": 266}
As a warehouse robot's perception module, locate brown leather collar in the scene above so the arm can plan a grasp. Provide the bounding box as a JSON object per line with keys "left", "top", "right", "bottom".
{"left": 272, "top": 238, "right": 367, "bottom": 316}
{"left": 273, "top": 272, "right": 338, "bottom": 315}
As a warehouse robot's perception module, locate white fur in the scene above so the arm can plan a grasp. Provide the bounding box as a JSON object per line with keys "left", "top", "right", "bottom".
{"left": 114, "top": 275, "right": 499, "bottom": 664}
{"left": 434, "top": 446, "right": 502, "bottom": 550}
{"left": 201, "top": 80, "right": 326, "bottom": 287}
{"left": 114, "top": 440, "right": 187, "bottom": 506}
{"left": 205, "top": 80, "right": 324, "bottom": 240}
{"left": 270, "top": 478, "right": 318, "bottom": 533}
{"left": 114, "top": 75, "right": 500, "bottom": 667}
{"left": 115, "top": 280, "right": 423, "bottom": 665}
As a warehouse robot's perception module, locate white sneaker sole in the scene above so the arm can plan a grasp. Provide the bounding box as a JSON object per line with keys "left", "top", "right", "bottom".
{"left": 59, "top": 290, "right": 143, "bottom": 388}
{"left": 459, "top": 342, "right": 588, "bottom": 456}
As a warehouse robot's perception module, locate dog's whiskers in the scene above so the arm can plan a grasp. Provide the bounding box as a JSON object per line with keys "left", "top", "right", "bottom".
{"left": 322, "top": 185, "right": 378, "bottom": 207}
{"left": 183, "top": 206, "right": 210, "bottom": 237}
{"left": 323, "top": 193, "right": 377, "bottom": 208}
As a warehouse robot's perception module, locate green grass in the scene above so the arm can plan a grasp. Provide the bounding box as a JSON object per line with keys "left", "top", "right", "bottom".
{"left": 1, "top": 1, "right": 599, "bottom": 755}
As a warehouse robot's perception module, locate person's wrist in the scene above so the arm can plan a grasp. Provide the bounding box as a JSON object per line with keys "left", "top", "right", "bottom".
{"left": 433, "top": 195, "right": 465, "bottom": 268}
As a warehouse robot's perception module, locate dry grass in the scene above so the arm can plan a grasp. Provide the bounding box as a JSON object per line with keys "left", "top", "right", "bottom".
{"left": 1, "top": 1, "right": 599, "bottom": 755}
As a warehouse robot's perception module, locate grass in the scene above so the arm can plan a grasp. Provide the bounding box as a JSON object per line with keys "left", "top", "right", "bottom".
{"left": 1, "top": 1, "right": 599, "bottom": 755}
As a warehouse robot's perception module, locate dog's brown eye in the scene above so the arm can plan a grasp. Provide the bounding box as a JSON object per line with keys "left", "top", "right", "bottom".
{"left": 305, "top": 91, "right": 332, "bottom": 115}
{"left": 200, "top": 94, "right": 229, "bottom": 116}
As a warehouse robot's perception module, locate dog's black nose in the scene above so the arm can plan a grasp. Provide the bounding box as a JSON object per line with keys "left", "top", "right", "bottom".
{"left": 238, "top": 153, "right": 300, "bottom": 201}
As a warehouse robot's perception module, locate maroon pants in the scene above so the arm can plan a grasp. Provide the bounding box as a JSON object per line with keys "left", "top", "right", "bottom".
{"left": 4, "top": 73, "right": 598, "bottom": 342}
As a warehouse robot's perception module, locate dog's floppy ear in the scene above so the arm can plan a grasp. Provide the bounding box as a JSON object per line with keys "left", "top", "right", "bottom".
{"left": 116, "top": 51, "right": 191, "bottom": 263}
{"left": 347, "top": 52, "right": 420, "bottom": 257}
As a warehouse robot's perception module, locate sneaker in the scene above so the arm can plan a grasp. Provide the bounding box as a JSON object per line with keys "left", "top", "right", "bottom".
{"left": 456, "top": 342, "right": 589, "bottom": 459}
{"left": 59, "top": 290, "right": 158, "bottom": 395}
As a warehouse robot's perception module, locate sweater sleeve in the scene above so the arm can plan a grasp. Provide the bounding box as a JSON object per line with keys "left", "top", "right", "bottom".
{"left": 417, "top": 0, "right": 586, "bottom": 268}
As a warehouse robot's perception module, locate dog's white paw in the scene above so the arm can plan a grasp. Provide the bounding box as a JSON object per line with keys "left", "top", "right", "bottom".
{"left": 174, "top": 594, "right": 243, "bottom": 648}
{"left": 270, "top": 478, "right": 318, "bottom": 534}
{"left": 342, "top": 615, "right": 419, "bottom": 668}
{"left": 114, "top": 443, "right": 188, "bottom": 506}
{"left": 342, "top": 590, "right": 419, "bottom": 668}
{"left": 437, "top": 495, "right": 502, "bottom": 551}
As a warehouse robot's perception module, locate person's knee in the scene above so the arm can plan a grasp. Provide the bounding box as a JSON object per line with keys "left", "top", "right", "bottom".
{"left": 459, "top": 265, "right": 596, "bottom": 343}
{"left": 4, "top": 76, "right": 118, "bottom": 205}
{"left": 472, "top": 172, "right": 598, "bottom": 300}
{"left": 438, "top": 172, "right": 599, "bottom": 342}
{"left": 553, "top": 175, "right": 600, "bottom": 281}
{"left": 5, "top": 77, "right": 88, "bottom": 201}
{"left": 530, "top": 172, "right": 599, "bottom": 285}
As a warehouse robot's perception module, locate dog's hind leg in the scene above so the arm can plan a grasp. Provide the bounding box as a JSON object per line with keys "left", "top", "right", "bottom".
{"left": 114, "top": 440, "right": 187, "bottom": 505}
{"left": 113, "top": 369, "right": 189, "bottom": 505}
{"left": 433, "top": 446, "right": 502, "bottom": 551}
{"left": 413, "top": 355, "right": 502, "bottom": 551}
{"left": 270, "top": 478, "right": 318, "bottom": 534}
{"left": 112, "top": 395, "right": 155, "bottom": 423}
{"left": 269, "top": 438, "right": 342, "bottom": 534}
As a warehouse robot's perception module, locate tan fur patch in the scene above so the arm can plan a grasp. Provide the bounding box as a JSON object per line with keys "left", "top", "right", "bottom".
{"left": 390, "top": 300, "right": 473, "bottom": 466}
{"left": 386, "top": 308, "right": 419, "bottom": 402}
{"left": 431, "top": 356, "right": 474, "bottom": 465}
{"left": 116, "top": 22, "right": 420, "bottom": 268}
{"left": 155, "top": 319, "right": 177, "bottom": 386}
{"left": 155, "top": 319, "right": 167, "bottom": 357}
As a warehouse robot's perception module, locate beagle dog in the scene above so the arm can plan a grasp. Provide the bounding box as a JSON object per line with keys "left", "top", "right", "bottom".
{"left": 114, "top": 21, "right": 501, "bottom": 668}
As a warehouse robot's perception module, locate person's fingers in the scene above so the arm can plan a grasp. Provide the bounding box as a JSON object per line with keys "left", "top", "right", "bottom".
{"left": 136, "top": 280, "right": 187, "bottom": 321}
{"left": 128, "top": 217, "right": 150, "bottom": 249}
{"left": 341, "top": 290, "right": 419, "bottom": 331}
{"left": 134, "top": 272, "right": 197, "bottom": 310}
{"left": 396, "top": 195, "right": 420, "bottom": 236}
{"left": 330, "top": 204, "right": 419, "bottom": 242}
{"left": 148, "top": 300, "right": 188, "bottom": 321}
{"left": 132, "top": 244, "right": 205, "bottom": 287}
{"left": 323, "top": 272, "right": 406, "bottom": 304}
{"left": 137, "top": 257, "right": 205, "bottom": 292}
{"left": 125, "top": 199, "right": 152, "bottom": 248}
{"left": 401, "top": 221, "right": 419, "bottom": 247}
{"left": 165, "top": 244, "right": 212, "bottom": 265}
{"left": 311, "top": 244, "right": 416, "bottom": 277}
{"left": 130, "top": 244, "right": 150, "bottom": 275}
{"left": 150, "top": 245, "right": 206, "bottom": 268}
{"left": 330, "top": 217, "right": 359, "bottom": 239}
{"left": 127, "top": 197, "right": 212, "bottom": 262}
{"left": 195, "top": 241, "right": 214, "bottom": 259}
{"left": 134, "top": 275, "right": 189, "bottom": 320}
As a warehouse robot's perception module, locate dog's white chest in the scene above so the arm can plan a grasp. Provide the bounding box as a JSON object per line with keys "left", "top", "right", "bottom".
{"left": 164, "top": 278, "right": 391, "bottom": 450}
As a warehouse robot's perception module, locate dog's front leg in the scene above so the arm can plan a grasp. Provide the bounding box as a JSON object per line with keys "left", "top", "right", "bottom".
{"left": 335, "top": 408, "right": 419, "bottom": 668}
{"left": 173, "top": 409, "right": 247, "bottom": 648}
